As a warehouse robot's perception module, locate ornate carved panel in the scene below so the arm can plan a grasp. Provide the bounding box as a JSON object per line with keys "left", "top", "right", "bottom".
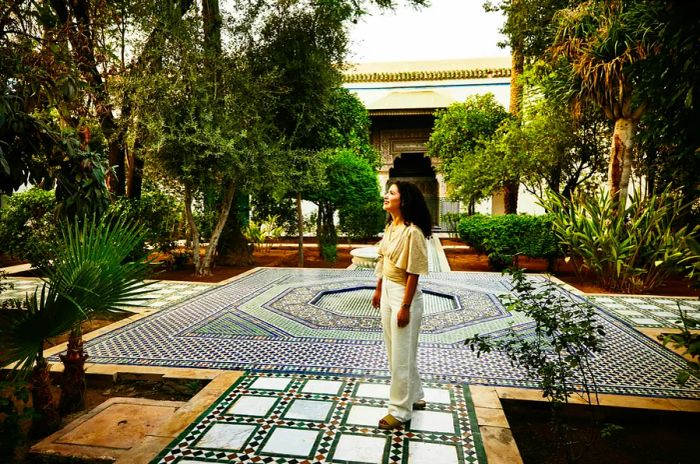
{"left": 375, "top": 129, "right": 440, "bottom": 170}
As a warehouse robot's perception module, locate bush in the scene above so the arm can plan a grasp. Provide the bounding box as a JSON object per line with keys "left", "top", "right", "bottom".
{"left": 243, "top": 215, "right": 284, "bottom": 252}
{"left": 339, "top": 201, "right": 385, "bottom": 241}
{"left": 0, "top": 188, "right": 58, "bottom": 267}
{"left": 108, "top": 191, "right": 182, "bottom": 252}
{"left": 457, "top": 213, "right": 560, "bottom": 270}
{"left": 546, "top": 187, "right": 699, "bottom": 293}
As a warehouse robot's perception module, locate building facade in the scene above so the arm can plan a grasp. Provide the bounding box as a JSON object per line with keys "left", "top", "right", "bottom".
{"left": 343, "top": 58, "right": 513, "bottom": 225}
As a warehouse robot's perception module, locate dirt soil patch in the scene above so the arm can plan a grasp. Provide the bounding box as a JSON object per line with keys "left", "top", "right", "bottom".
{"left": 152, "top": 246, "right": 355, "bottom": 283}
{"left": 504, "top": 399, "right": 699, "bottom": 464}
{"left": 444, "top": 247, "right": 699, "bottom": 297}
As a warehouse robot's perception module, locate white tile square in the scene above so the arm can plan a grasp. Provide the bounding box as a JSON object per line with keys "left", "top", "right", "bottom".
{"left": 655, "top": 299, "right": 676, "bottom": 304}
{"left": 346, "top": 405, "right": 386, "bottom": 427}
{"left": 250, "top": 377, "right": 291, "bottom": 391}
{"left": 196, "top": 423, "right": 256, "bottom": 450}
{"left": 651, "top": 311, "right": 680, "bottom": 318}
{"left": 603, "top": 303, "right": 626, "bottom": 308}
{"left": 261, "top": 427, "right": 319, "bottom": 457}
{"left": 637, "top": 304, "right": 661, "bottom": 310}
{"left": 226, "top": 395, "right": 277, "bottom": 416}
{"left": 409, "top": 410, "right": 455, "bottom": 434}
{"left": 616, "top": 310, "right": 644, "bottom": 316}
{"left": 408, "top": 441, "right": 459, "bottom": 464}
{"left": 629, "top": 318, "right": 660, "bottom": 325}
{"left": 678, "top": 305, "right": 697, "bottom": 312}
{"left": 284, "top": 399, "right": 333, "bottom": 421}
{"left": 301, "top": 379, "right": 343, "bottom": 395}
{"left": 333, "top": 434, "right": 387, "bottom": 463}
{"left": 355, "top": 383, "right": 390, "bottom": 399}
{"left": 593, "top": 297, "right": 614, "bottom": 302}
{"left": 621, "top": 298, "right": 645, "bottom": 303}
{"left": 423, "top": 387, "right": 451, "bottom": 404}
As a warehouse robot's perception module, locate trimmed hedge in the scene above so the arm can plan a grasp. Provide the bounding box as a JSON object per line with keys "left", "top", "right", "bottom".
{"left": 457, "top": 214, "right": 560, "bottom": 270}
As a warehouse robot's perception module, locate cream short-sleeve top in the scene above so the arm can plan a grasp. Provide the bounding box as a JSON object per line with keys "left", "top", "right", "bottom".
{"left": 374, "top": 222, "right": 429, "bottom": 285}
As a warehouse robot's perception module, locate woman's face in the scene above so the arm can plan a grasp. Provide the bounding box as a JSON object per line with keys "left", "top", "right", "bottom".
{"left": 383, "top": 184, "right": 401, "bottom": 215}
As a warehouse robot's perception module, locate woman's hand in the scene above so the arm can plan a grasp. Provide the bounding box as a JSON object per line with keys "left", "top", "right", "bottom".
{"left": 397, "top": 306, "right": 410, "bottom": 328}
{"left": 372, "top": 288, "right": 381, "bottom": 309}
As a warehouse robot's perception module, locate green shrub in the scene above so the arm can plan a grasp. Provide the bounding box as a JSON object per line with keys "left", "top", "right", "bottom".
{"left": 108, "top": 191, "right": 182, "bottom": 252}
{"left": 457, "top": 213, "right": 560, "bottom": 270}
{"left": 321, "top": 243, "right": 337, "bottom": 262}
{"left": 243, "top": 215, "right": 284, "bottom": 252}
{"left": 545, "top": 187, "right": 699, "bottom": 293}
{"left": 0, "top": 188, "right": 58, "bottom": 267}
{"left": 339, "top": 201, "right": 385, "bottom": 241}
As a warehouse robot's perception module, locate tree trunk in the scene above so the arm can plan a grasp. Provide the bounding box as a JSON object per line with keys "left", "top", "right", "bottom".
{"left": 29, "top": 356, "right": 60, "bottom": 437}
{"left": 317, "top": 202, "right": 337, "bottom": 262}
{"left": 496, "top": 45, "right": 524, "bottom": 214}
{"left": 58, "top": 326, "right": 87, "bottom": 415}
{"left": 296, "top": 192, "right": 304, "bottom": 267}
{"left": 183, "top": 186, "right": 201, "bottom": 273}
{"left": 502, "top": 180, "right": 519, "bottom": 214}
{"left": 607, "top": 118, "right": 636, "bottom": 207}
{"left": 196, "top": 181, "right": 236, "bottom": 276}
{"left": 216, "top": 192, "right": 253, "bottom": 266}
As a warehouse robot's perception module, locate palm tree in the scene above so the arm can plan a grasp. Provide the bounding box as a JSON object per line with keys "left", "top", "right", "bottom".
{"left": 0, "top": 216, "right": 152, "bottom": 431}
{"left": 551, "top": 0, "right": 659, "bottom": 206}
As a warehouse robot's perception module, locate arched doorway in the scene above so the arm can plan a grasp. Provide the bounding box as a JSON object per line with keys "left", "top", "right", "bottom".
{"left": 388, "top": 153, "right": 439, "bottom": 226}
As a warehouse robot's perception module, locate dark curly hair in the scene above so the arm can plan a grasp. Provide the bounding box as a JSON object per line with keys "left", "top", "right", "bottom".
{"left": 390, "top": 181, "right": 432, "bottom": 238}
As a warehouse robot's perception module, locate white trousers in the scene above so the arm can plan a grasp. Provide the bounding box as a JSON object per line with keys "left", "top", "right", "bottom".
{"left": 380, "top": 278, "right": 424, "bottom": 422}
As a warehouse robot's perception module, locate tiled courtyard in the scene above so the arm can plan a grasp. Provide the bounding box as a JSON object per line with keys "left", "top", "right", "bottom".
{"left": 7, "top": 261, "right": 700, "bottom": 463}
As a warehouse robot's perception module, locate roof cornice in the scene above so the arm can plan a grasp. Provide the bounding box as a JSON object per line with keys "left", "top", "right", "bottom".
{"left": 343, "top": 67, "right": 511, "bottom": 83}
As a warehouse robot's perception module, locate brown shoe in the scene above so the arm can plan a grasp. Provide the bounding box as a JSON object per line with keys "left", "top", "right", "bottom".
{"left": 413, "top": 400, "right": 427, "bottom": 410}
{"left": 378, "top": 414, "right": 406, "bottom": 430}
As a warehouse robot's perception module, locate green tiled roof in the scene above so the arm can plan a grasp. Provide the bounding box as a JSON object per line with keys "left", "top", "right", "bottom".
{"left": 343, "top": 67, "right": 511, "bottom": 83}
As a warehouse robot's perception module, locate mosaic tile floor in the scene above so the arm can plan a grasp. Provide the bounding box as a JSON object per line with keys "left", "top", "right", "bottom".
{"left": 589, "top": 295, "right": 700, "bottom": 328}
{"left": 0, "top": 278, "right": 213, "bottom": 309}
{"left": 152, "top": 371, "right": 485, "bottom": 464}
{"left": 50, "top": 268, "right": 700, "bottom": 399}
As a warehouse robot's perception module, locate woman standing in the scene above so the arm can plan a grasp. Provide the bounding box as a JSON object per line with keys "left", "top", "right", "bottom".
{"left": 371, "top": 181, "right": 432, "bottom": 429}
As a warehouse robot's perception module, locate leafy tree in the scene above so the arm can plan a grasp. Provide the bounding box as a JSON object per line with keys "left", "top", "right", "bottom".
{"left": 634, "top": 1, "right": 700, "bottom": 213}
{"left": 307, "top": 149, "right": 382, "bottom": 260}
{"left": 551, "top": 0, "right": 660, "bottom": 206}
{"left": 426, "top": 94, "right": 510, "bottom": 210}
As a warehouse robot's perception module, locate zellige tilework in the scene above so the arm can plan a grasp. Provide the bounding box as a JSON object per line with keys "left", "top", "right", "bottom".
{"left": 151, "top": 371, "right": 485, "bottom": 464}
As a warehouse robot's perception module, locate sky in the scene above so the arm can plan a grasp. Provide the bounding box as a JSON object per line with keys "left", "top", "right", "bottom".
{"left": 347, "top": 0, "right": 511, "bottom": 63}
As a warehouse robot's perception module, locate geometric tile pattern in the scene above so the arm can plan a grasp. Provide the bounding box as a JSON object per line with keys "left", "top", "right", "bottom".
{"left": 151, "top": 372, "right": 486, "bottom": 464}
{"left": 0, "top": 277, "right": 213, "bottom": 309}
{"left": 49, "top": 268, "right": 700, "bottom": 399}
{"left": 589, "top": 295, "right": 700, "bottom": 328}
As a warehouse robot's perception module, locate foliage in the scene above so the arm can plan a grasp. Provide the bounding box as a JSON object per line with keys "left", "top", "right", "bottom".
{"left": 321, "top": 243, "right": 337, "bottom": 263}
{"left": 466, "top": 268, "right": 605, "bottom": 462}
{"left": 545, "top": 187, "right": 700, "bottom": 293}
{"left": 108, "top": 190, "right": 183, "bottom": 253}
{"left": 441, "top": 212, "right": 464, "bottom": 238}
{"left": 0, "top": 380, "right": 32, "bottom": 459}
{"left": 243, "top": 215, "right": 285, "bottom": 253}
{"left": 251, "top": 192, "right": 298, "bottom": 236}
{"left": 634, "top": 1, "right": 700, "bottom": 208}
{"left": 0, "top": 188, "right": 58, "bottom": 268}
{"left": 457, "top": 214, "right": 560, "bottom": 270}
{"left": 658, "top": 308, "right": 700, "bottom": 387}
{"left": 426, "top": 94, "right": 510, "bottom": 205}
{"left": 0, "top": 215, "right": 152, "bottom": 378}
{"left": 307, "top": 148, "right": 382, "bottom": 260}
{"left": 339, "top": 200, "right": 385, "bottom": 241}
